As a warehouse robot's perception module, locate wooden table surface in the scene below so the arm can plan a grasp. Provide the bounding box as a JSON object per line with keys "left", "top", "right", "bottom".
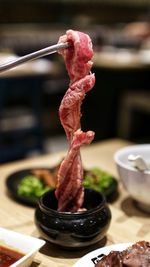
{"left": 0, "top": 138, "right": 150, "bottom": 267}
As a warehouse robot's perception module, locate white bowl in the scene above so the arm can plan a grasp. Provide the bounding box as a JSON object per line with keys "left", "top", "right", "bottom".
{"left": 0, "top": 227, "right": 45, "bottom": 267}
{"left": 114, "top": 144, "right": 150, "bottom": 213}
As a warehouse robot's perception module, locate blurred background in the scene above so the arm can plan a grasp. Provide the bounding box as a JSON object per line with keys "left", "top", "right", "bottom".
{"left": 0, "top": 0, "right": 150, "bottom": 163}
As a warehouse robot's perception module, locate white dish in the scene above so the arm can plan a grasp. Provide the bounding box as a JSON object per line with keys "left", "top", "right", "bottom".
{"left": 0, "top": 227, "right": 45, "bottom": 267}
{"left": 114, "top": 144, "right": 150, "bottom": 213}
{"left": 73, "top": 243, "right": 132, "bottom": 267}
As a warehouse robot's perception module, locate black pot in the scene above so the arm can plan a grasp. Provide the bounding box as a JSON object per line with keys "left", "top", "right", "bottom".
{"left": 34, "top": 188, "right": 111, "bottom": 249}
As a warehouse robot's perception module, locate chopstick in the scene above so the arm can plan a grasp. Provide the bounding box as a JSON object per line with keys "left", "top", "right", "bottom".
{"left": 0, "top": 42, "right": 69, "bottom": 73}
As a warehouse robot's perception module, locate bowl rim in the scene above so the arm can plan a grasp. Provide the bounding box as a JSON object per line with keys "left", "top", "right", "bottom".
{"left": 114, "top": 144, "right": 150, "bottom": 173}
{"left": 37, "top": 188, "right": 107, "bottom": 218}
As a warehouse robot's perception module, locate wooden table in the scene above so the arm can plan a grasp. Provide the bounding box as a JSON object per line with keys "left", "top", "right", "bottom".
{"left": 0, "top": 138, "right": 150, "bottom": 267}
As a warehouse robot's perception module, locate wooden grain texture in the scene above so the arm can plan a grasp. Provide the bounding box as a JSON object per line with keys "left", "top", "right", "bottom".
{"left": 0, "top": 138, "right": 149, "bottom": 267}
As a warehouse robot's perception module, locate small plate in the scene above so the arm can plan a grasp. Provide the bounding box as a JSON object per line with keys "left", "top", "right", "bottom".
{"left": 6, "top": 168, "right": 52, "bottom": 207}
{"left": 73, "top": 243, "right": 132, "bottom": 267}
{"left": 0, "top": 227, "right": 45, "bottom": 267}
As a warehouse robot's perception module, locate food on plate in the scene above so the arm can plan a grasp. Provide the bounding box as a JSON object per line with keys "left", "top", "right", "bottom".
{"left": 95, "top": 241, "right": 150, "bottom": 267}
{"left": 32, "top": 169, "right": 57, "bottom": 188}
{"left": 83, "top": 168, "right": 115, "bottom": 193}
{"left": 16, "top": 166, "right": 117, "bottom": 202}
{"left": 0, "top": 243, "right": 24, "bottom": 267}
{"left": 17, "top": 175, "right": 49, "bottom": 200}
{"left": 83, "top": 168, "right": 118, "bottom": 201}
{"left": 55, "top": 29, "right": 95, "bottom": 212}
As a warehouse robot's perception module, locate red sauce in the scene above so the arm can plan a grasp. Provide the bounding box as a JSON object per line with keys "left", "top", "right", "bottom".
{"left": 0, "top": 245, "right": 24, "bottom": 267}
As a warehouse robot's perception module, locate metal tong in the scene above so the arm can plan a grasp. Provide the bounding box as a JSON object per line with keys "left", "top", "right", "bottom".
{"left": 0, "top": 42, "right": 69, "bottom": 73}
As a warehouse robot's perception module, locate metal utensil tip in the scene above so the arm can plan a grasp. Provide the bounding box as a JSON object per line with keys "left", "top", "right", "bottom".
{"left": 0, "top": 42, "right": 69, "bottom": 73}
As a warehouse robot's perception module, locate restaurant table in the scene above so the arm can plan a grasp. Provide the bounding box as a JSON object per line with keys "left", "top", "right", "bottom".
{"left": 0, "top": 138, "right": 150, "bottom": 267}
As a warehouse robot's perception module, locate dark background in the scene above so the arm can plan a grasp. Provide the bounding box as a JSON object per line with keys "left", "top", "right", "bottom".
{"left": 0, "top": 0, "right": 150, "bottom": 162}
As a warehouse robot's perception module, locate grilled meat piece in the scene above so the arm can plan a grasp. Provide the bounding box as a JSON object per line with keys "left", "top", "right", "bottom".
{"left": 95, "top": 241, "right": 150, "bottom": 267}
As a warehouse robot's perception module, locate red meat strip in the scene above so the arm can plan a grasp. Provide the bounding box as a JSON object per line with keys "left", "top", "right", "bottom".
{"left": 58, "top": 29, "right": 94, "bottom": 84}
{"left": 55, "top": 30, "right": 95, "bottom": 212}
{"left": 55, "top": 129, "right": 95, "bottom": 212}
{"left": 59, "top": 73, "right": 95, "bottom": 141}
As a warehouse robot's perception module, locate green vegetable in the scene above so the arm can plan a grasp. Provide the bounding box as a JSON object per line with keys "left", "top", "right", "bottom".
{"left": 17, "top": 175, "right": 49, "bottom": 200}
{"left": 83, "top": 167, "right": 114, "bottom": 192}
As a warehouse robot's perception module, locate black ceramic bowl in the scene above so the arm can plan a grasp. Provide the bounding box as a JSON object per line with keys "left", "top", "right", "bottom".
{"left": 34, "top": 188, "right": 111, "bottom": 249}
